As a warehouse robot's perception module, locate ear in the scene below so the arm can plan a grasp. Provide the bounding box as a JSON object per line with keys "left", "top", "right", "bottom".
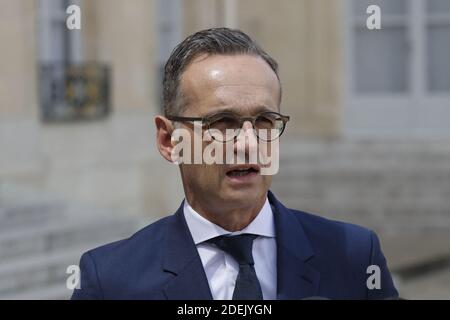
{"left": 155, "top": 115, "right": 175, "bottom": 163}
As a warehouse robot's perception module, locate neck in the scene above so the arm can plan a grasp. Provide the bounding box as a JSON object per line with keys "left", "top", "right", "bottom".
{"left": 186, "top": 194, "right": 267, "bottom": 232}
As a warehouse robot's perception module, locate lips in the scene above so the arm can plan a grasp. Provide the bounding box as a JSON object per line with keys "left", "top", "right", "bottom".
{"left": 226, "top": 165, "right": 260, "bottom": 177}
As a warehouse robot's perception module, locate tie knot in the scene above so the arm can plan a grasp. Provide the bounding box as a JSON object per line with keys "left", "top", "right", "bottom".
{"left": 207, "top": 234, "right": 258, "bottom": 265}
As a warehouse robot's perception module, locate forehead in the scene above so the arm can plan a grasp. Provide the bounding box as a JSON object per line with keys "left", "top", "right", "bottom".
{"left": 180, "top": 54, "right": 280, "bottom": 115}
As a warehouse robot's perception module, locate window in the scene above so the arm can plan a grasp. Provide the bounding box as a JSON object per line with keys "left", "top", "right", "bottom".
{"left": 155, "top": 0, "right": 183, "bottom": 111}
{"left": 38, "top": 0, "right": 110, "bottom": 122}
{"left": 38, "top": 0, "right": 81, "bottom": 65}
{"left": 427, "top": 0, "right": 450, "bottom": 92}
{"left": 344, "top": 0, "right": 450, "bottom": 138}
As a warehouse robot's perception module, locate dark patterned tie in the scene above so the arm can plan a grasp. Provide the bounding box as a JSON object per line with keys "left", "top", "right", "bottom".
{"left": 207, "top": 234, "right": 263, "bottom": 300}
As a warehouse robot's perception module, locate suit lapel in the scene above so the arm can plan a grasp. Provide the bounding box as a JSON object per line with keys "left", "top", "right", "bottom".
{"left": 162, "top": 202, "right": 213, "bottom": 300}
{"left": 161, "top": 193, "right": 320, "bottom": 300}
{"left": 269, "top": 191, "right": 321, "bottom": 299}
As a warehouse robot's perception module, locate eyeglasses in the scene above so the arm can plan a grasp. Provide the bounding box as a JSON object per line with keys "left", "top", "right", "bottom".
{"left": 167, "top": 111, "right": 290, "bottom": 142}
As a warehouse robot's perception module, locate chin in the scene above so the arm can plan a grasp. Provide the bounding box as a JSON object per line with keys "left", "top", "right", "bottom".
{"left": 221, "top": 187, "right": 265, "bottom": 205}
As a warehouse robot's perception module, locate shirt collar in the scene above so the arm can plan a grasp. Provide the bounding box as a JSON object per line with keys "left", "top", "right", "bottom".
{"left": 183, "top": 197, "right": 276, "bottom": 245}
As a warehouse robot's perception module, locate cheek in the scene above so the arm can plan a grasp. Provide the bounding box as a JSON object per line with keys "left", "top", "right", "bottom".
{"left": 197, "top": 164, "right": 224, "bottom": 185}
{"left": 263, "top": 175, "right": 272, "bottom": 186}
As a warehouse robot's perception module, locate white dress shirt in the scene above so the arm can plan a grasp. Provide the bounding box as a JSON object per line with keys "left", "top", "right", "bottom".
{"left": 183, "top": 198, "right": 277, "bottom": 300}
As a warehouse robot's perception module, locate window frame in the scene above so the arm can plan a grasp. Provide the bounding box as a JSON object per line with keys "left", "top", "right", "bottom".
{"left": 343, "top": 0, "right": 450, "bottom": 139}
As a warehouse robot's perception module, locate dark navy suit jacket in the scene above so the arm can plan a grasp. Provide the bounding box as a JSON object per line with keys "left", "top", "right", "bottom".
{"left": 71, "top": 191, "right": 398, "bottom": 300}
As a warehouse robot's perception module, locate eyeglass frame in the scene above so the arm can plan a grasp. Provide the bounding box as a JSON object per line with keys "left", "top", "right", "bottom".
{"left": 166, "top": 111, "right": 290, "bottom": 142}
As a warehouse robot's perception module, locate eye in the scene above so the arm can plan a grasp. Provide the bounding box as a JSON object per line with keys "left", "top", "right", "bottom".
{"left": 208, "top": 114, "right": 240, "bottom": 131}
{"left": 255, "top": 114, "right": 277, "bottom": 129}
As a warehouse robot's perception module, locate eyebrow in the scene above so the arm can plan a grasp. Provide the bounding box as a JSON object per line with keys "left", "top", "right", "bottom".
{"left": 202, "top": 105, "right": 274, "bottom": 118}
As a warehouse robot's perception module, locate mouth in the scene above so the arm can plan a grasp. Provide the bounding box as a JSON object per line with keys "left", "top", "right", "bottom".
{"left": 226, "top": 165, "right": 260, "bottom": 178}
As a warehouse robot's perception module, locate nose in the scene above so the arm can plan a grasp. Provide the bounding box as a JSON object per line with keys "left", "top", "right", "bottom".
{"left": 234, "top": 120, "right": 258, "bottom": 162}
{"left": 241, "top": 120, "right": 254, "bottom": 131}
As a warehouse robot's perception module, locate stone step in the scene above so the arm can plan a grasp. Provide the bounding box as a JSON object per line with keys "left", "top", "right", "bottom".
{"left": 1, "top": 283, "right": 71, "bottom": 300}
{"left": 0, "top": 203, "right": 65, "bottom": 232}
{"left": 279, "top": 140, "right": 450, "bottom": 155}
{"left": 0, "top": 229, "right": 137, "bottom": 296}
{"left": 380, "top": 231, "right": 450, "bottom": 273}
{"left": 0, "top": 244, "right": 94, "bottom": 296}
{"left": 0, "top": 215, "right": 138, "bottom": 260}
{"left": 271, "top": 140, "right": 450, "bottom": 232}
{"left": 0, "top": 216, "right": 142, "bottom": 297}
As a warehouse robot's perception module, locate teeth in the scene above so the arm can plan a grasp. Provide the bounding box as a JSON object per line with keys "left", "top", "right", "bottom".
{"left": 231, "top": 171, "right": 249, "bottom": 176}
{"left": 228, "top": 168, "right": 255, "bottom": 176}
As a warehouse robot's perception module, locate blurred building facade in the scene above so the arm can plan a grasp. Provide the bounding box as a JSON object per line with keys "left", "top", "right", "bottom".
{"left": 1, "top": 0, "right": 450, "bottom": 299}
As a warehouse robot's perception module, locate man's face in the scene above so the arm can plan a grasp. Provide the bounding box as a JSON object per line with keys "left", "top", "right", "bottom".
{"left": 173, "top": 54, "right": 281, "bottom": 210}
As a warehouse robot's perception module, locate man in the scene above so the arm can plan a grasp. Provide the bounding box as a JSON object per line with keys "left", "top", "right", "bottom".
{"left": 72, "top": 28, "right": 398, "bottom": 300}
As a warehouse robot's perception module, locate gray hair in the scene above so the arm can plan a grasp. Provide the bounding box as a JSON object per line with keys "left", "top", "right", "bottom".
{"left": 163, "top": 27, "right": 280, "bottom": 116}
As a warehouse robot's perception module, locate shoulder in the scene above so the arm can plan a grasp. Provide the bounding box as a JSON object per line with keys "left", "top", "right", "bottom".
{"left": 291, "top": 208, "right": 374, "bottom": 239}
{"left": 286, "top": 208, "right": 397, "bottom": 299}
{"left": 85, "top": 214, "right": 174, "bottom": 263}
{"left": 288, "top": 208, "right": 378, "bottom": 260}
{"left": 72, "top": 215, "right": 177, "bottom": 299}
